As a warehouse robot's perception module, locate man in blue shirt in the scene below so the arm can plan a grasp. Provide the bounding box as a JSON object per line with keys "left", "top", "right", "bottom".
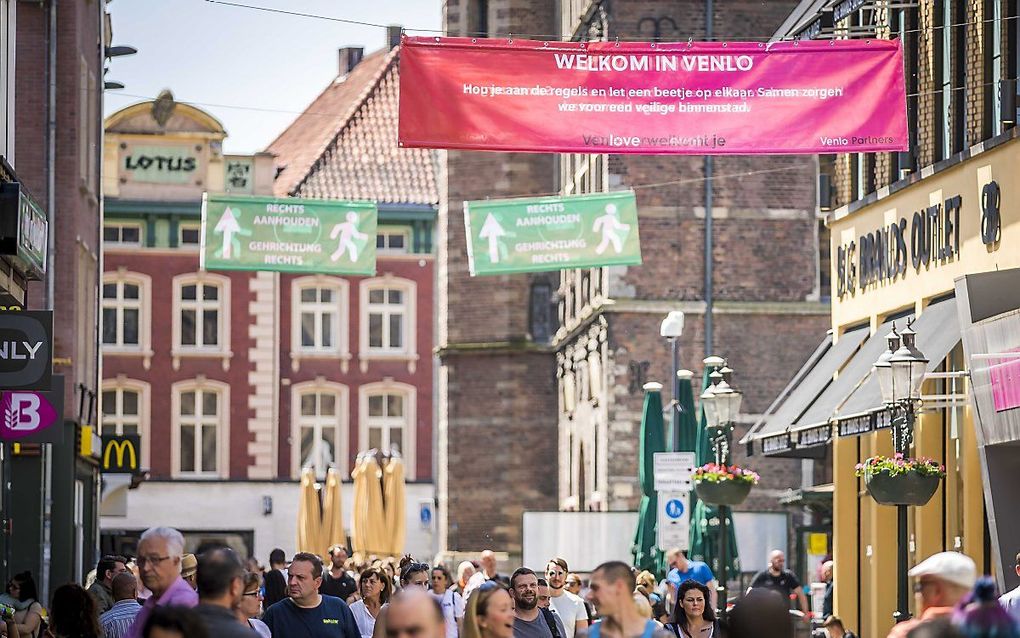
{"left": 664, "top": 548, "right": 717, "bottom": 611}
{"left": 263, "top": 552, "right": 361, "bottom": 638}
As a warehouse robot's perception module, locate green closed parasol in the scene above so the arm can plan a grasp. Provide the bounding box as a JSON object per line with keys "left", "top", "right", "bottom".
{"left": 632, "top": 382, "right": 666, "bottom": 574}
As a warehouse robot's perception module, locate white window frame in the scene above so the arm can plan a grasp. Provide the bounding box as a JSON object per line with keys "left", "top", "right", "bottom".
{"left": 178, "top": 222, "right": 202, "bottom": 250}
{"left": 290, "top": 380, "right": 349, "bottom": 480}
{"left": 359, "top": 275, "right": 418, "bottom": 372}
{"left": 171, "top": 378, "right": 230, "bottom": 478}
{"left": 101, "top": 271, "right": 153, "bottom": 368}
{"left": 376, "top": 227, "right": 412, "bottom": 254}
{"left": 290, "top": 276, "right": 351, "bottom": 373}
{"left": 100, "top": 377, "right": 151, "bottom": 469}
{"left": 359, "top": 381, "right": 416, "bottom": 479}
{"left": 172, "top": 273, "right": 232, "bottom": 370}
{"left": 103, "top": 222, "right": 144, "bottom": 248}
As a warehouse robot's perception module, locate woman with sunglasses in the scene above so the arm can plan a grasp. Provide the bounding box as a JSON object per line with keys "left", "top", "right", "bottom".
{"left": 5, "top": 572, "right": 43, "bottom": 638}
{"left": 369, "top": 560, "right": 432, "bottom": 638}
{"left": 351, "top": 567, "right": 391, "bottom": 638}
{"left": 462, "top": 581, "right": 514, "bottom": 638}
{"left": 666, "top": 580, "right": 719, "bottom": 638}
{"left": 236, "top": 571, "right": 270, "bottom": 638}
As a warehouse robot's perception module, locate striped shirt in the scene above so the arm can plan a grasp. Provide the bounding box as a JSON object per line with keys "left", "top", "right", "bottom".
{"left": 100, "top": 599, "right": 143, "bottom": 638}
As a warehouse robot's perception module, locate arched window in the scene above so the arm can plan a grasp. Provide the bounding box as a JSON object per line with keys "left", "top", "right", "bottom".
{"left": 291, "top": 381, "right": 349, "bottom": 479}
{"left": 172, "top": 379, "right": 230, "bottom": 478}
{"left": 172, "top": 273, "right": 231, "bottom": 369}
{"left": 290, "top": 276, "right": 351, "bottom": 371}
{"left": 359, "top": 276, "right": 418, "bottom": 372}
{"left": 102, "top": 272, "right": 151, "bottom": 350}
{"left": 100, "top": 378, "right": 151, "bottom": 468}
{"left": 359, "top": 382, "right": 417, "bottom": 479}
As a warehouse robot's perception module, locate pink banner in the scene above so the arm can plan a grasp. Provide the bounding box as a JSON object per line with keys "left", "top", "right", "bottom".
{"left": 990, "top": 349, "right": 1020, "bottom": 413}
{"left": 399, "top": 37, "right": 908, "bottom": 155}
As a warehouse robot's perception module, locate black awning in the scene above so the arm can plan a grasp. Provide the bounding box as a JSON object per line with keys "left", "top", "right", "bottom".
{"left": 835, "top": 298, "right": 961, "bottom": 433}
{"left": 743, "top": 325, "right": 869, "bottom": 457}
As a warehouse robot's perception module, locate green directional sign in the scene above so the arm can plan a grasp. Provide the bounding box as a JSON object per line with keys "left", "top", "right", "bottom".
{"left": 201, "top": 194, "right": 377, "bottom": 275}
{"left": 464, "top": 191, "right": 641, "bottom": 276}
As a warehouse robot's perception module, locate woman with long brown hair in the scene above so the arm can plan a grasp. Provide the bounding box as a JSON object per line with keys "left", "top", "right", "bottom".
{"left": 350, "top": 567, "right": 392, "bottom": 638}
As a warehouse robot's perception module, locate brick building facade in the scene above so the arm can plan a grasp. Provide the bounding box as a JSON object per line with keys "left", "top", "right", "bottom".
{"left": 1, "top": 0, "right": 107, "bottom": 594}
{"left": 439, "top": 0, "right": 832, "bottom": 574}
{"left": 100, "top": 33, "right": 441, "bottom": 561}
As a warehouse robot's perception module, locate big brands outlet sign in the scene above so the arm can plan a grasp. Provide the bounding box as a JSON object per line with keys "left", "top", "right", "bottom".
{"left": 835, "top": 181, "right": 1002, "bottom": 298}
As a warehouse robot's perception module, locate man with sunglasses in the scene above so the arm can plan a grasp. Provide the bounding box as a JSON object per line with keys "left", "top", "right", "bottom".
{"left": 886, "top": 551, "right": 976, "bottom": 638}
{"left": 545, "top": 559, "right": 588, "bottom": 638}
{"left": 126, "top": 526, "right": 198, "bottom": 638}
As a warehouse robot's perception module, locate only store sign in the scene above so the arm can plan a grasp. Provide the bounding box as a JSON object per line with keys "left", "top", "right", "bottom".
{"left": 201, "top": 194, "right": 378, "bottom": 275}
{"left": 464, "top": 191, "right": 641, "bottom": 276}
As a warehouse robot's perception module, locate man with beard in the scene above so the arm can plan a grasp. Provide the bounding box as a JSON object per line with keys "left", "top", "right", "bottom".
{"left": 511, "top": 568, "right": 566, "bottom": 638}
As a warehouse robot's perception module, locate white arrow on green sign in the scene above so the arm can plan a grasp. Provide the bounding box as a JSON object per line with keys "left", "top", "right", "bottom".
{"left": 201, "top": 194, "right": 377, "bottom": 275}
{"left": 464, "top": 191, "right": 641, "bottom": 276}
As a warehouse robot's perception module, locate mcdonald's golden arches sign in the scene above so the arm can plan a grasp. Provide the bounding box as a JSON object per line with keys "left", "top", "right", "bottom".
{"left": 101, "top": 434, "right": 140, "bottom": 473}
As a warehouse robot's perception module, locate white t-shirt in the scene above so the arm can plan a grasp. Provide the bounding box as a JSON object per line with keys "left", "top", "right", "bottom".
{"left": 350, "top": 599, "right": 380, "bottom": 638}
{"left": 434, "top": 589, "right": 465, "bottom": 638}
{"left": 1000, "top": 585, "right": 1020, "bottom": 624}
{"left": 549, "top": 590, "right": 587, "bottom": 638}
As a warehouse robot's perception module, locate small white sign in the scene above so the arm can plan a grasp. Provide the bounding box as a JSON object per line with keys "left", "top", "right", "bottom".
{"left": 657, "top": 491, "right": 691, "bottom": 551}
{"left": 653, "top": 452, "right": 697, "bottom": 491}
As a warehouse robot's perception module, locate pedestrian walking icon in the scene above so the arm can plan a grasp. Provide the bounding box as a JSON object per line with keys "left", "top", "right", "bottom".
{"left": 665, "top": 498, "right": 685, "bottom": 519}
{"left": 214, "top": 206, "right": 250, "bottom": 259}
{"left": 330, "top": 211, "right": 369, "bottom": 262}
{"left": 593, "top": 203, "right": 631, "bottom": 254}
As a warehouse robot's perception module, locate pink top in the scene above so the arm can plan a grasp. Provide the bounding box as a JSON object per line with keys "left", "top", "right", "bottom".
{"left": 125, "top": 576, "right": 199, "bottom": 638}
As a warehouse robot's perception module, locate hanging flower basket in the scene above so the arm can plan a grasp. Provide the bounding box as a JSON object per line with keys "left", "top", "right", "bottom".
{"left": 855, "top": 454, "right": 945, "bottom": 506}
{"left": 692, "top": 464, "right": 759, "bottom": 506}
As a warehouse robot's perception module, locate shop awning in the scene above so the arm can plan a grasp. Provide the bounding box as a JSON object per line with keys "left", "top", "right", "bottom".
{"left": 834, "top": 298, "right": 960, "bottom": 434}
{"left": 742, "top": 325, "right": 869, "bottom": 457}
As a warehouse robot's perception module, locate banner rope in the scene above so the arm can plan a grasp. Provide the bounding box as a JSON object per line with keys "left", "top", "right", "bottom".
{"left": 203, "top": 0, "right": 1019, "bottom": 42}
{"left": 102, "top": 75, "right": 1020, "bottom": 120}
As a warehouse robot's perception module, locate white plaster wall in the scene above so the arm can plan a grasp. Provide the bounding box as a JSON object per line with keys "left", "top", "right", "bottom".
{"left": 100, "top": 480, "right": 436, "bottom": 562}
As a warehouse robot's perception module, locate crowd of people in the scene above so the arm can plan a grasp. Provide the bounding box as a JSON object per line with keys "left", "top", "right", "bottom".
{"left": 1, "top": 529, "right": 1020, "bottom": 638}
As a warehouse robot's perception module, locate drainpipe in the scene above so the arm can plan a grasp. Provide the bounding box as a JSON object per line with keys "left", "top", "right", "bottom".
{"left": 703, "top": 0, "right": 714, "bottom": 358}
{"left": 46, "top": 0, "right": 56, "bottom": 310}
{"left": 39, "top": 0, "right": 57, "bottom": 601}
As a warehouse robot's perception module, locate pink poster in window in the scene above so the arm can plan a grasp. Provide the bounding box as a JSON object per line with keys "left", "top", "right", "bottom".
{"left": 989, "top": 349, "right": 1020, "bottom": 412}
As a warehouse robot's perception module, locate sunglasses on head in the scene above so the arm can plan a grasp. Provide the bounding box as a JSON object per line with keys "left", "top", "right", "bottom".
{"left": 478, "top": 580, "right": 505, "bottom": 593}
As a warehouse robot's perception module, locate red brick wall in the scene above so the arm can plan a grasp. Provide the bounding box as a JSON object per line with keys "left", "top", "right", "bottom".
{"left": 103, "top": 252, "right": 257, "bottom": 479}
{"left": 278, "top": 258, "right": 435, "bottom": 480}
{"left": 16, "top": 1, "right": 103, "bottom": 418}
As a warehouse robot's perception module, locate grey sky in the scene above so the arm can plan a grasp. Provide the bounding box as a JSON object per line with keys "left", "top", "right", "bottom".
{"left": 104, "top": 1, "right": 442, "bottom": 154}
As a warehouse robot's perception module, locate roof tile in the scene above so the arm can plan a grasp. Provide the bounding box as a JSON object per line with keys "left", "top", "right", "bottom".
{"left": 266, "top": 46, "right": 438, "bottom": 206}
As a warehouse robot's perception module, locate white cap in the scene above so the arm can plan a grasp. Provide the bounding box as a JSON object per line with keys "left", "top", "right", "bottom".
{"left": 908, "top": 551, "right": 977, "bottom": 590}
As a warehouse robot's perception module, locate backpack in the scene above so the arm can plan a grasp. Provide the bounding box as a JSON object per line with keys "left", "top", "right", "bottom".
{"left": 540, "top": 607, "right": 562, "bottom": 638}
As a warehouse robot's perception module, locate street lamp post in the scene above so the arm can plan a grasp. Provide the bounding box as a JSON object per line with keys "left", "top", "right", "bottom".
{"left": 873, "top": 323, "right": 928, "bottom": 624}
{"left": 661, "top": 311, "right": 685, "bottom": 452}
{"left": 700, "top": 364, "right": 742, "bottom": 620}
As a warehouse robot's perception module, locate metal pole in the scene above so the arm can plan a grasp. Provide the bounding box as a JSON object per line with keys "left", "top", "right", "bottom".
{"left": 895, "top": 504, "right": 910, "bottom": 622}
{"left": 719, "top": 503, "right": 729, "bottom": 621}
{"left": 672, "top": 338, "right": 681, "bottom": 452}
{"left": 703, "top": 0, "right": 714, "bottom": 359}
{"left": 893, "top": 404, "right": 914, "bottom": 623}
